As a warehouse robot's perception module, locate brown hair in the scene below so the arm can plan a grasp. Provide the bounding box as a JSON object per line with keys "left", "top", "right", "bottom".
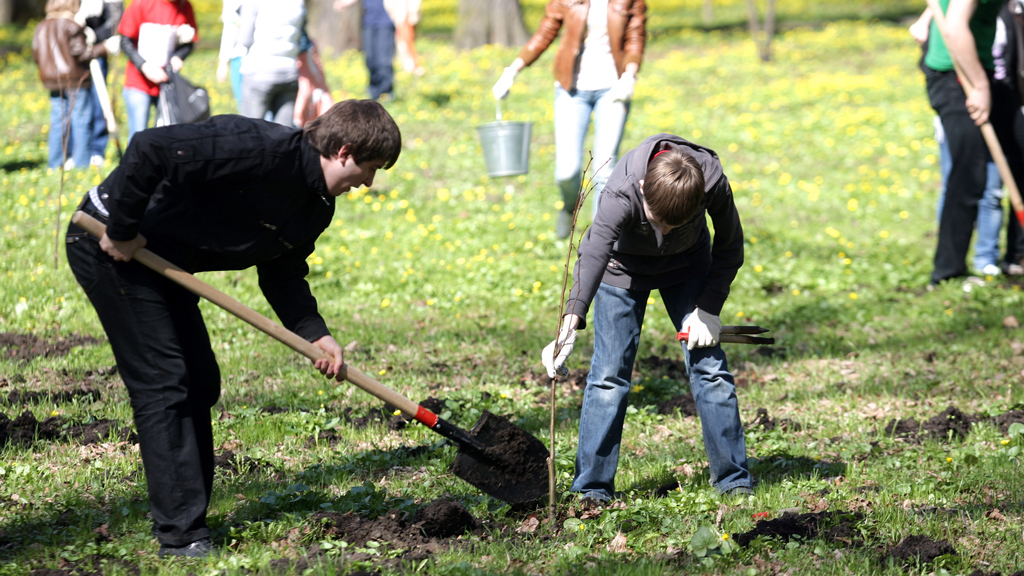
{"left": 46, "top": 0, "right": 79, "bottom": 15}
{"left": 303, "top": 99, "right": 402, "bottom": 169}
{"left": 643, "top": 149, "right": 705, "bottom": 226}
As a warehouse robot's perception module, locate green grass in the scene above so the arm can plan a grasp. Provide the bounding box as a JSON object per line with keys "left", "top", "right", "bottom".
{"left": 2, "top": 12, "right": 1024, "bottom": 576}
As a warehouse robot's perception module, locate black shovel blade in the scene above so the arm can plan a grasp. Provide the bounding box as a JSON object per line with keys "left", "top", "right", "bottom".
{"left": 450, "top": 410, "right": 549, "bottom": 504}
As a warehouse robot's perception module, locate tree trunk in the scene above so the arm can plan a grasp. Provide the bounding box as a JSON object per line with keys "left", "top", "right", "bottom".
{"left": 703, "top": 0, "right": 713, "bottom": 27}
{"left": 0, "top": 0, "right": 12, "bottom": 26}
{"left": 454, "top": 0, "right": 529, "bottom": 50}
{"left": 307, "top": 0, "right": 362, "bottom": 55}
{"left": 746, "top": 0, "right": 777, "bottom": 62}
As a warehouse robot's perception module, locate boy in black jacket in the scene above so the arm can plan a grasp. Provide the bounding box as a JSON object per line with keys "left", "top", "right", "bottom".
{"left": 66, "top": 100, "right": 401, "bottom": 557}
{"left": 542, "top": 133, "right": 752, "bottom": 503}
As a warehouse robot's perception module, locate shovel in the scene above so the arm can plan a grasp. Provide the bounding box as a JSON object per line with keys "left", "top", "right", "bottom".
{"left": 71, "top": 211, "right": 549, "bottom": 504}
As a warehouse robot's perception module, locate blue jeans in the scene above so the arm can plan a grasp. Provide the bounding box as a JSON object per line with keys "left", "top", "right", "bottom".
{"left": 124, "top": 87, "right": 158, "bottom": 143}
{"left": 87, "top": 56, "right": 109, "bottom": 158}
{"left": 48, "top": 88, "right": 93, "bottom": 169}
{"left": 936, "top": 117, "right": 1003, "bottom": 271}
{"left": 553, "top": 85, "right": 630, "bottom": 217}
{"left": 572, "top": 280, "right": 751, "bottom": 501}
{"left": 363, "top": 26, "right": 395, "bottom": 100}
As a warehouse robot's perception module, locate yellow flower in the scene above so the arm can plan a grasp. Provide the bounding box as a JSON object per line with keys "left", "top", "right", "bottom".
{"left": 946, "top": 457, "right": 953, "bottom": 463}
{"left": 1001, "top": 439, "right": 1010, "bottom": 445}
{"left": 721, "top": 533, "right": 730, "bottom": 541}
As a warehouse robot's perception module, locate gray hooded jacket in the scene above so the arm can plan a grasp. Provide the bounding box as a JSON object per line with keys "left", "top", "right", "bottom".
{"left": 564, "top": 133, "right": 744, "bottom": 328}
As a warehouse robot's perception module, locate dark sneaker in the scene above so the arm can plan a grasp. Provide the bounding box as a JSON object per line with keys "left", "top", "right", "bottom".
{"left": 157, "top": 537, "right": 214, "bottom": 558}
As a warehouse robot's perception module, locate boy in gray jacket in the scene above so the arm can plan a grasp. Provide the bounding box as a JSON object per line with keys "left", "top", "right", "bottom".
{"left": 541, "top": 133, "right": 752, "bottom": 502}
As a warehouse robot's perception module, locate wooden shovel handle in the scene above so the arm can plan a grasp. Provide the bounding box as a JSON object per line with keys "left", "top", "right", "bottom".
{"left": 71, "top": 211, "right": 433, "bottom": 424}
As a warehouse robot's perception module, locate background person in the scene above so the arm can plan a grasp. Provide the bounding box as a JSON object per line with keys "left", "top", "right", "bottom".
{"left": 922, "top": 0, "right": 1024, "bottom": 284}
{"left": 541, "top": 133, "right": 752, "bottom": 503}
{"left": 217, "top": 0, "right": 248, "bottom": 111}
{"left": 493, "top": 0, "right": 646, "bottom": 239}
{"left": 74, "top": 0, "right": 123, "bottom": 167}
{"left": 32, "top": 0, "right": 118, "bottom": 170}
{"left": 65, "top": 99, "right": 401, "bottom": 558}
{"left": 237, "top": 0, "right": 306, "bottom": 126}
{"left": 335, "top": 0, "right": 395, "bottom": 101}
{"left": 118, "top": 0, "right": 198, "bottom": 141}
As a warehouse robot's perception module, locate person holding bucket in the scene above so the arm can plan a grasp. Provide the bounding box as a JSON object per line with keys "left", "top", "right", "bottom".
{"left": 492, "top": 0, "right": 646, "bottom": 239}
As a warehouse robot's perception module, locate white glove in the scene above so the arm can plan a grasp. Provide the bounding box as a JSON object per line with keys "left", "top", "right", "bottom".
{"left": 608, "top": 71, "right": 636, "bottom": 102}
{"left": 492, "top": 67, "right": 517, "bottom": 100}
{"left": 103, "top": 35, "right": 121, "bottom": 56}
{"left": 83, "top": 26, "right": 97, "bottom": 46}
{"left": 681, "top": 307, "right": 722, "bottom": 350}
{"left": 176, "top": 24, "right": 196, "bottom": 45}
{"left": 541, "top": 325, "right": 577, "bottom": 378}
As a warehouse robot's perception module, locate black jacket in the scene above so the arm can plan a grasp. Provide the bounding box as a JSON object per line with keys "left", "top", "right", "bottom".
{"left": 99, "top": 115, "right": 335, "bottom": 341}
{"left": 564, "top": 133, "right": 743, "bottom": 327}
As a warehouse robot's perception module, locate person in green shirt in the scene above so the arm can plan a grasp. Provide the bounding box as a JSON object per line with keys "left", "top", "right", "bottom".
{"left": 922, "top": 0, "right": 1024, "bottom": 284}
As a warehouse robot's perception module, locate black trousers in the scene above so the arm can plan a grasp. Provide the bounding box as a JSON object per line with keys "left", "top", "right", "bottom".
{"left": 925, "top": 66, "right": 1024, "bottom": 283}
{"left": 66, "top": 198, "right": 219, "bottom": 546}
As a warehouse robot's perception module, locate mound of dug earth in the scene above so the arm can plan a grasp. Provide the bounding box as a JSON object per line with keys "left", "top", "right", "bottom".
{"left": 733, "top": 511, "right": 864, "bottom": 548}
{"left": 0, "top": 333, "right": 102, "bottom": 362}
{"left": 885, "top": 405, "right": 972, "bottom": 441}
{"left": 309, "top": 498, "right": 488, "bottom": 559}
{"left": 751, "top": 407, "right": 803, "bottom": 432}
{"left": 0, "top": 410, "right": 136, "bottom": 446}
{"left": 656, "top": 394, "right": 697, "bottom": 417}
{"left": 882, "top": 535, "right": 955, "bottom": 567}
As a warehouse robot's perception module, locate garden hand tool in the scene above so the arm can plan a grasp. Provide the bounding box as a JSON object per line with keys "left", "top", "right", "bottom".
{"left": 925, "top": 0, "right": 1024, "bottom": 227}
{"left": 677, "top": 325, "right": 775, "bottom": 346}
{"left": 71, "top": 210, "right": 549, "bottom": 505}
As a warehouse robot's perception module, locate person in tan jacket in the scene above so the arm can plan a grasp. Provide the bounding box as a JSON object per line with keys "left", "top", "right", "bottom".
{"left": 32, "top": 0, "right": 119, "bottom": 169}
{"left": 493, "top": 0, "right": 646, "bottom": 238}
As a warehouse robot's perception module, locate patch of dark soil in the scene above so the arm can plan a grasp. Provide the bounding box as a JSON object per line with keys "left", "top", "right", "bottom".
{"left": 412, "top": 497, "right": 478, "bottom": 538}
{"left": 29, "top": 556, "right": 140, "bottom": 576}
{"left": 0, "top": 333, "right": 102, "bottom": 362}
{"left": 636, "top": 355, "right": 688, "bottom": 379}
{"left": 341, "top": 404, "right": 406, "bottom": 431}
{"left": 882, "top": 535, "right": 956, "bottom": 567}
{"left": 751, "top": 408, "right": 803, "bottom": 432}
{"left": 310, "top": 498, "right": 492, "bottom": 560}
{"left": 0, "top": 411, "right": 135, "bottom": 445}
{"left": 653, "top": 480, "right": 681, "bottom": 497}
{"left": 6, "top": 386, "right": 102, "bottom": 406}
{"left": 733, "top": 511, "right": 865, "bottom": 548}
{"left": 656, "top": 393, "right": 697, "bottom": 417}
{"left": 966, "top": 571, "right": 1024, "bottom": 576}
{"left": 215, "top": 450, "right": 265, "bottom": 475}
{"left": 885, "top": 405, "right": 972, "bottom": 441}
{"left": 260, "top": 405, "right": 291, "bottom": 415}
{"left": 984, "top": 410, "right": 1024, "bottom": 435}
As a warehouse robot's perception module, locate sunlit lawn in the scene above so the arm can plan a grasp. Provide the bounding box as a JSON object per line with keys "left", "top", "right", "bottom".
{"left": 1, "top": 12, "right": 1023, "bottom": 576}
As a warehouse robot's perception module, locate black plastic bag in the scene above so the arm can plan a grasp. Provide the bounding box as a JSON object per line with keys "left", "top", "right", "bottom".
{"left": 156, "top": 67, "right": 210, "bottom": 127}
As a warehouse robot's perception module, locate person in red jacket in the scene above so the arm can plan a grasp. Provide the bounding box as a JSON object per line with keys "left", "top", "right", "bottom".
{"left": 118, "top": 0, "right": 198, "bottom": 141}
{"left": 32, "top": 0, "right": 118, "bottom": 169}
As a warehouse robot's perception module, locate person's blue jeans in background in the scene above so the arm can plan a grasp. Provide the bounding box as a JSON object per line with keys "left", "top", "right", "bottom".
{"left": 87, "top": 56, "right": 109, "bottom": 160}
{"left": 48, "top": 88, "right": 93, "bottom": 169}
{"left": 935, "top": 116, "right": 1004, "bottom": 272}
{"left": 553, "top": 85, "right": 630, "bottom": 237}
{"left": 124, "top": 87, "right": 158, "bottom": 144}
{"left": 230, "top": 57, "right": 243, "bottom": 112}
{"left": 571, "top": 278, "right": 752, "bottom": 502}
{"left": 363, "top": 26, "right": 395, "bottom": 100}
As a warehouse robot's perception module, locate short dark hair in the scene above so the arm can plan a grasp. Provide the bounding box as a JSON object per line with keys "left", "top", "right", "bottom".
{"left": 303, "top": 100, "right": 402, "bottom": 169}
{"left": 643, "top": 149, "right": 705, "bottom": 226}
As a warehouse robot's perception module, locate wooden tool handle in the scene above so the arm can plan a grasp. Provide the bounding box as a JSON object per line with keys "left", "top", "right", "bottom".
{"left": 71, "top": 210, "right": 431, "bottom": 422}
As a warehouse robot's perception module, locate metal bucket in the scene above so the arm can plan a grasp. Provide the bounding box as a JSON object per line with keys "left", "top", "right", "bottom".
{"left": 477, "top": 121, "right": 532, "bottom": 177}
